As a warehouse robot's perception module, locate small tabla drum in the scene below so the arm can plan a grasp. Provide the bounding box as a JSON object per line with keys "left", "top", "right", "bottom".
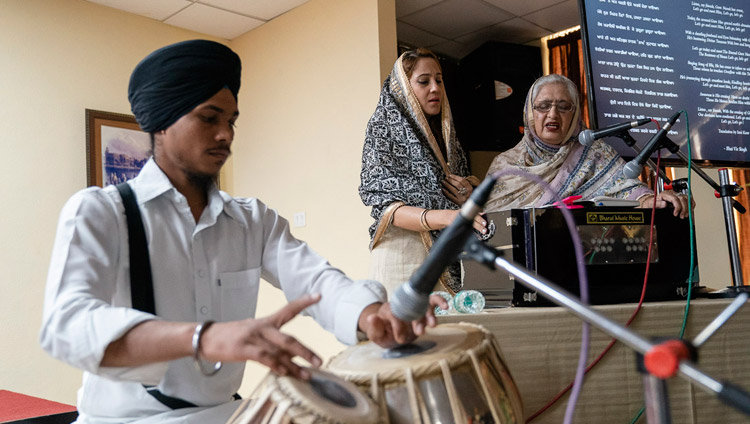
{"left": 226, "top": 368, "right": 380, "bottom": 424}
{"left": 326, "top": 323, "right": 523, "bottom": 424}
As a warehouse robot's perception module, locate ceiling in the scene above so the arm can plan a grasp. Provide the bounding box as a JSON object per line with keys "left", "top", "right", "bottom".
{"left": 86, "top": 0, "right": 581, "bottom": 59}
{"left": 397, "top": 0, "right": 580, "bottom": 58}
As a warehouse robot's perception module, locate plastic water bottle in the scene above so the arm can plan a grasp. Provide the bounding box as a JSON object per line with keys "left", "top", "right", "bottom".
{"left": 453, "top": 290, "right": 485, "bottom": 314}
{"left": 431, "top": 291, "right": 453, "bottom": 315}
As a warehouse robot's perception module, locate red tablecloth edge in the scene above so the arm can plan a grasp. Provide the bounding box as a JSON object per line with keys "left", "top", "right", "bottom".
{"left": 0, "top": 390, "right": 76, "bottom": 422}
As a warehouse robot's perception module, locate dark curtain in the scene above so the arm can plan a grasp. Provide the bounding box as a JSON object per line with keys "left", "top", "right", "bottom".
{"left": 547, "top": 30, "right": 590, "bottom": 129}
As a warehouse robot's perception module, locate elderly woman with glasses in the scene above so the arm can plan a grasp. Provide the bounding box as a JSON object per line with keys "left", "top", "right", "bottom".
{"left": 484, "top": 74, "right": 690, "bottom": 217}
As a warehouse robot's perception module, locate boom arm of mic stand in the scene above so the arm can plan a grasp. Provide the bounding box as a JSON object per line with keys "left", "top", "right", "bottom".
{"left": 463, "top": 238, "right": 750, "bottom": 416}
{"left": 671, "top": 147, "right": 746, "bottom": 214}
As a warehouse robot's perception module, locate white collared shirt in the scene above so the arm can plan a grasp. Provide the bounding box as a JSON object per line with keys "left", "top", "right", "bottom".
{"left": 40, "top": 158, "right": 385, "bottom": 423}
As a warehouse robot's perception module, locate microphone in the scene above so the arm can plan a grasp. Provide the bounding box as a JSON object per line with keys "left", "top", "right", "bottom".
{"left": 390, "top": 174, "right": 498, "bottom": 322}
{"left": 623, "top": 112, "right": 681, "bottom": 179}
{"left": 578, "top": 118, "right": 652, "bottom": 146}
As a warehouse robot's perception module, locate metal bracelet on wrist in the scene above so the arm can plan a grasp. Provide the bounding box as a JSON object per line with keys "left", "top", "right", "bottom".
{"left": 420, "top": 209, "right": 432, "bottom": 231}
{"left": 192, "top": 320, "right": 222, "bottom": 376}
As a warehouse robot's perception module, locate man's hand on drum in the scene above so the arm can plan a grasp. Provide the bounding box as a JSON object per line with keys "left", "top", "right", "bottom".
{"left": 638, "top": 190, "right": 694, "bottom": 219}
{"left": 357, "top": 294, "right": 450, "bottom": 348}
{"left": 200, "top": 293, "right": 323, "bottom": 380}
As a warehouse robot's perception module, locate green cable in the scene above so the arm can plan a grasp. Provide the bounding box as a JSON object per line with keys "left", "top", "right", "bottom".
{"left": 629, "top": 407, "right": 644, "bottom": 424}
{"left": 628, "top": 111, "right": 695, "bottom": 424}
{"left": 678, "top": 109, "right": 695, "bottom": 340}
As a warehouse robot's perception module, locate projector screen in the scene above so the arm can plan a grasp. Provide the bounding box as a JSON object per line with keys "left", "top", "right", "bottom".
{"left": 580, "top": 0, "right": 750, "bottom": 166}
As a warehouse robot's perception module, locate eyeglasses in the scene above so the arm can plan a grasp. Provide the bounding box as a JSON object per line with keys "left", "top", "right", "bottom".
{"left": 532, "top": 101, "right": 575, "bottom": 113}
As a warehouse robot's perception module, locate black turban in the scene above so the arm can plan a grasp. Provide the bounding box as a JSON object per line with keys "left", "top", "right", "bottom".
{"left": 128, "top": 39, "right": 241, "bottom": 133}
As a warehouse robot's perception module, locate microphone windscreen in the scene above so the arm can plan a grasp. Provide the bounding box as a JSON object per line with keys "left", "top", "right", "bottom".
{"left": 390, "top": 283, "right": 430, "bottom": 322}
{"left": 623, "top": 161, "right": 643, "bottom": 179}
{"left": 578, "top": 130, "right": 594, "bottom": 146}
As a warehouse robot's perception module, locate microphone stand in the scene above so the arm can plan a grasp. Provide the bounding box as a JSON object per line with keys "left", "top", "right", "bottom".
{"left": 462, "top": 237, "right": 750, "bottom": 423}
{"left": 652, "top": 138, "right": 747, "bottom": 294}
{"left": 670, "top": 154, "right": 748, "bottom": 291}
{"left": 716, "top": 168, "right": 749, "bottom": 294}
{"left": 625, "top": 130, "right": 748, "bottom": 294}
{"left": 670, "top": 147, "right": 745, "bottom": 215}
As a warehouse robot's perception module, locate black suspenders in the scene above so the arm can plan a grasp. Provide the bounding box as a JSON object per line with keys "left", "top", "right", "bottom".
{"left": 115, "top": 183, "right": 200, "bottom": 409}
{"left": 115, "top": 183, "right": 240, "bottom": 409}
{"left": 115, "top": 183, "right": 155, "bottom": 314}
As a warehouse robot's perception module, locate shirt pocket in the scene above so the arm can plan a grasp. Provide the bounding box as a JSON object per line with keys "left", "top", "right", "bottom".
{"left": 218, "top": 268, "right": 260, "bottom": 322}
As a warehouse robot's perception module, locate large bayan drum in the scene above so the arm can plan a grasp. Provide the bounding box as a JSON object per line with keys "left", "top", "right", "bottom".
{"left": 326, "top": 323, "right": 523, "bottom": 424}
{"left": 226, "top": 368, "right": 379, "bottom": 424}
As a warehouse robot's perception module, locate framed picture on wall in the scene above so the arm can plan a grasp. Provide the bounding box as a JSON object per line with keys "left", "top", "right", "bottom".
{"left": 85, "top": 109, "right": 151, "bottom": 187}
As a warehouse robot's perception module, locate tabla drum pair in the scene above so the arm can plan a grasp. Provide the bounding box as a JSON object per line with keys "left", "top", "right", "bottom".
{"left": 226, "top": 368, "right": 379, "bottom": 424}
{"left": 227, "top": 323, "right": 523, "bottom": 424}
{"left": 326, "top": 322, "right": 524, "bottom": 424}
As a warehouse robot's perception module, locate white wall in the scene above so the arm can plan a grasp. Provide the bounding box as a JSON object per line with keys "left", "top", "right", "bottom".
{"left": 228, "top": 0, "right": 397, "bottom": 393}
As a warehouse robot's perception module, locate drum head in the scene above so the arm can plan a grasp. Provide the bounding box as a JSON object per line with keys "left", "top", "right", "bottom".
{"left": 328, "top": 324, "right": 484, "bottom": 376}
{"left": 275, "top": 368, "right": 379, "bottom": 423}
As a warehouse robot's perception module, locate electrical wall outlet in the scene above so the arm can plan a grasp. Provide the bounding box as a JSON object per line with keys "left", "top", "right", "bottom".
{"left": 293, "top": 212, "right": 306, "bottom": 228}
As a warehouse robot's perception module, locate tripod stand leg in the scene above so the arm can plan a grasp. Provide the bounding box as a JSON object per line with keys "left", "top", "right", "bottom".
{"left": 643, "top": 374, "right": 672, "bottom": 424}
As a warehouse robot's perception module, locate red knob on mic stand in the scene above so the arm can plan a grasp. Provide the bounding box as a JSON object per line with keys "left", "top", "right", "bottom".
{"left": 644, "top": 340, "right": 692, "bottom": 379}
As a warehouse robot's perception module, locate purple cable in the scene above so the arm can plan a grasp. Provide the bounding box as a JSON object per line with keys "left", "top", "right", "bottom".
{"left": 490, "top": 169, "right": 590, "bottom": 424}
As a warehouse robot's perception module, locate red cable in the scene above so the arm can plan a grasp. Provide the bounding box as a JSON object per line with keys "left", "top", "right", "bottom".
{"left": 525, "top": 153, "right": 662, "bottom": 423}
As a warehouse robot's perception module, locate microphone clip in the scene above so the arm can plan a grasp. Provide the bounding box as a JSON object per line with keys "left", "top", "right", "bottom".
{"left": 616, "top": 132, "right": 638, "bottom": 148}
{"left": 460, "top": 237, "right": 504, "bottom": 270}
{"left": 646, "top": 134, "right": 680, "bottom": 158}
{"left": 715, "top": 183, "right": 744, "bottom": 199}
{"left": 661, "top": 136, "right": 681, "bottom": 155}
{"left": 664, "top": 178, "right": 689, "bottom": 193}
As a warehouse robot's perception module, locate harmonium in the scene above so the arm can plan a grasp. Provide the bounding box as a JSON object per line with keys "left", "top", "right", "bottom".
{"left": 462, "top": 207, "right": 699, "bottom": 307}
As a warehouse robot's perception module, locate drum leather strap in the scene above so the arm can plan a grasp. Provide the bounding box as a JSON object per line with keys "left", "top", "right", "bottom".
{"left": 115, "top": 183, "right": 241, "bottom": 409}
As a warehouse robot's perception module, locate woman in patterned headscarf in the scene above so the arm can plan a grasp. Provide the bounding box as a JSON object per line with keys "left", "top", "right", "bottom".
{"left": 359, "top": 48, "right": 487, "bottom": 296}
{"left": 484, "top": 74, "right": 691, "bottom": 215}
